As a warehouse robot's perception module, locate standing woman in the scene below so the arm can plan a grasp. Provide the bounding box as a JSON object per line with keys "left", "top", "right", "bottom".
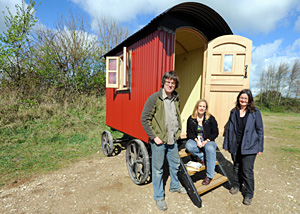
{"left": 185, "top": 99, "right": 219, "bottom": 185}
{"left": 223, "top": 89, "right": 264, "bottom": 205}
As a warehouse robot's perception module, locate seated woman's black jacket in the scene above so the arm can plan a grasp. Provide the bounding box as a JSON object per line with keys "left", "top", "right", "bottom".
{"left": 186, "top": 114, "right": 219, "bottom": 141}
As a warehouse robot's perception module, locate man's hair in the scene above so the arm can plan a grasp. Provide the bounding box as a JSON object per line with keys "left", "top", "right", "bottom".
{"left": 161, "top": 71, "right": 179, "bottom": 89}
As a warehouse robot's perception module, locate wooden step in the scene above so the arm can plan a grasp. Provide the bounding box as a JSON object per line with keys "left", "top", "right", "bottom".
{"left": 193, "top": 172, "right": 228, "bottom": 195}
{"left": 179, "top": 149, "right": 191, "bottom": 158}
{"left": 185, "top": 161, "right": 219, "bottom": 176}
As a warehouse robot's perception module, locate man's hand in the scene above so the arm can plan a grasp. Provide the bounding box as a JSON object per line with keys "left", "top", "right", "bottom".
{"left": 154, "top": 136, "right": 164, "bottom": 145}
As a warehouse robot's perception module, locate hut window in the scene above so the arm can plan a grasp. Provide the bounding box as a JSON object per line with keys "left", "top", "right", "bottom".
{"left": 105, "top": 47, "right": 132, "bottom": 90}
{"left": 106, "top": 57, "right": 119, "bottom": 88}
{"left": 223, "top": 54, "right": 233, "bottom": 72}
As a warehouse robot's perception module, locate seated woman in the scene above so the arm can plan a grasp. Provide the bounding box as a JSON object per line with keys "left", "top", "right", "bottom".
{"left": 185, "top": 99, "right": 219, "bottom": 185}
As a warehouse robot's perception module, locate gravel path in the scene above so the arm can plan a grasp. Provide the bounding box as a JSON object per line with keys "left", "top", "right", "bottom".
{"left": 1, "top": 137, "right": 299, "bottom": 214}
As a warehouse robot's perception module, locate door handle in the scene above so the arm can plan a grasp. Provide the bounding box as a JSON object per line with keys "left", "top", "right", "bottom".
{"left": 244, "top": 65, "right": 248, "bottom": 78}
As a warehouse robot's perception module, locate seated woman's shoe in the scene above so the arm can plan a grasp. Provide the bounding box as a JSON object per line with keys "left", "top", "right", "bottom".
{"left": 202, "top": 176, "right": 212, "bottom": 185}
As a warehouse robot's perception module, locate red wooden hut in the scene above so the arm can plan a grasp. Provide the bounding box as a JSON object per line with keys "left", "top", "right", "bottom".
{"left": 102, "top": 2, "right": 252, "bottom": 206}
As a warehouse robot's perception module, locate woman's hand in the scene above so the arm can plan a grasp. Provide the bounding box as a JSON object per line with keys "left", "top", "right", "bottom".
{"left": 201, "top": 139, "right": 210, "bottom": 147}
{"left": 196, "top": 138, "right": 210, "bottom": 148}
{"left": 195, "top": 138, "right": 202, "bottom": 148}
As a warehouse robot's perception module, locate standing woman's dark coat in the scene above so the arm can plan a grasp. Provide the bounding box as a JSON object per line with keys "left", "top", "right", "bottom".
{"left": 223, "top": 107, "right": 264, "bottom": 155}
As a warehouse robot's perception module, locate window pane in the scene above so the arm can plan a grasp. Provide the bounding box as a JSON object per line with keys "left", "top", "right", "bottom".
{"left": 224, "top": 55, "right": 233, "bottom": 72}
{"left": 109, "top": 59, "right": 117, "bottom": 70}
{"left": 108, "top": 72, "right": 116, "bottom": 84}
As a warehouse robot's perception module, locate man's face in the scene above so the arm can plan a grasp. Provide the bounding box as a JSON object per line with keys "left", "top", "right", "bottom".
{"left": 163, "top": 78, "right": 176, "bottom": 95}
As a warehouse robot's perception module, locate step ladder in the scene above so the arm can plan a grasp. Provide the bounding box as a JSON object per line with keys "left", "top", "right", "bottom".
{"left": 178, "top": 148, "right": 229, "bottom": 208}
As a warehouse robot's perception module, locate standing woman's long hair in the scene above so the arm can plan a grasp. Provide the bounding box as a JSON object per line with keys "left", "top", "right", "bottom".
{"left": 234, "top": 89, "right": 256, "bottom": 112}
{"left": 191, "top": 99, "right": 211, "bottom": 120}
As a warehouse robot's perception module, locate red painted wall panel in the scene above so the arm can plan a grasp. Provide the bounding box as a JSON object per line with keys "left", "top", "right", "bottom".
{"left": 106, "top": 30, "right": 175, "bottom": 143}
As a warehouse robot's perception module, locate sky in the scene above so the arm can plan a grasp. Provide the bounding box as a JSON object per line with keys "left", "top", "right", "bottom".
{"left": 1, "top": 0, "right": 300, "bottom": 95}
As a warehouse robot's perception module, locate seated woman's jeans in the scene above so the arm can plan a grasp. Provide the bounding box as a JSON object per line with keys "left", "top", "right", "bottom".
{"left": 185, "top": 139, "right": 217, "bottom": 178}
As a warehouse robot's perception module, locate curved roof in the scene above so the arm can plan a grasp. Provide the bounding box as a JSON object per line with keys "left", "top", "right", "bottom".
{"left": 104, "top": 2, "right": 232, "bottom": 57}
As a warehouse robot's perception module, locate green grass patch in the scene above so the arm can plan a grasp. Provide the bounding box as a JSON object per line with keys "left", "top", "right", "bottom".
{"left": 281, "top": 148, "right": 300, "bottom": 154}
{"left": 260, "top": 110, "right": 300, "bottom": 117}
{"left": 0, "top": 95, "right": 112, "bottom": 187}
{"left": 1, "top": 97, "right": 299, "bottom": 187}
{"left": 262, "top": 111, "right": 300, "bottom": 166}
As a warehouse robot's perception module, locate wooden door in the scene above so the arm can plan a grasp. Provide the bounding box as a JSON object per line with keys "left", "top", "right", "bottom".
{"left": 202, "top": 35, "right": 252, "bottom": 134}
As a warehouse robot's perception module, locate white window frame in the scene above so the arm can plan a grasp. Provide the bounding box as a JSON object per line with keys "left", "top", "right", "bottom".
{"left": 106, "top": 57, "right": 119, "bottom": 88}
{"left": 106, "top": 47, "right": 132, "bottom": 90}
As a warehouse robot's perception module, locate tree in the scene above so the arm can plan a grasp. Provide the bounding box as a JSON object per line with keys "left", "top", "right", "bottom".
{"left": 275, "top": 62, "right": 289, "bottom": 106}
{"left": 0, "top": 0, "right": 37, "bottom": 89}
{"left": 293, "top": 79, "right": 300, "bottom": 99}
{"left": 262, "top": 64, "right": 277, "bottom": 107}
{"left": 286, "top": 59, "right": 300, "bottom": 100}
{"left": 258, "top": 70, "right": 265, "bottom": 105}
{"left": 32, "top": 11, "right": 105, "bottom": 94}
{"left": 95, "top": 16, "right": 130, "bottom": 53}
{"left": 95, "top": 16, "right": 130, "bottom": 73}
{"left": 257, "top": 59, "right": 300, "bottom": 111}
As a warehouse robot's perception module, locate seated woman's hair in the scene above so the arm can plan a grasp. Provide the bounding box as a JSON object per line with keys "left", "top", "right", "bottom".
{"left": 191, "top": 99, "right": 211, "bottom": 120}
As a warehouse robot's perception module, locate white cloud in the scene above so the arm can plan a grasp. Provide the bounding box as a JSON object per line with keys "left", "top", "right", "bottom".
{"left": 69, "top": 0, "right": 300, "bottom": 96}
{"left": 2, "top": 0, "right": 300, "bottom": 96}
{"left": 285, "top": 38, "right": 300, "bottom": 57}
{"left": 69, "top": 0, "right": 300, "bottom": 35}
{"left": 250, "top": 38, "right": 300, "bottom": 95}
{"left": 252, "top": 40, "right": 283, "bottom": 64}
{"left": 0, "top": 0, "right": 22, "bottom": 32}
{"left": 70, "top": 0, "right": 180, "bottom": 23}
{"left": 250, "top": 40, "right": 283, "bottom": 92}
{"left": 211, "top": 0, "right": 300, "bottom": 34}
{"left": 294, "top": 16, "right": 300, "bottom": 32}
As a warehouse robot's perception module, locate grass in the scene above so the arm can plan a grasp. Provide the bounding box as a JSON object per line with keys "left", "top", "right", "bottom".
{"left": 0, "top": 98, "right": 299, "bottom": 187}
{"left": 261, "top": 110, "right": 300, "bottom": 170}
{"left": 0, "top": 93, "right": 115, "bottom": 187}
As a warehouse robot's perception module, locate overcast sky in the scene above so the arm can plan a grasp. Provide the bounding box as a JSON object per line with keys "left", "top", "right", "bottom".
{"left": 1, "top": 0, "right": 300, "bottom": 95}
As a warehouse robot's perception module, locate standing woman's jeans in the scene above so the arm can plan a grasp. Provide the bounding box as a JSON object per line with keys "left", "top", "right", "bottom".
{"left": 231, "top": 149, "right": 257, "bottom": 199}
{"left": 185, "top": 139, "right": 217, "bottom": 178}
{"left": 150, "top": 140, "right": 181, "bottom": 201}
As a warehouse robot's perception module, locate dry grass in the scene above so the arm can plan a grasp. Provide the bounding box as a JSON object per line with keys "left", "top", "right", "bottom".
{"left": 0, "top": 87, "right": 108, "bottom": 186}
{"left": 262, "top": 111, "right": 300, "bottom": 173}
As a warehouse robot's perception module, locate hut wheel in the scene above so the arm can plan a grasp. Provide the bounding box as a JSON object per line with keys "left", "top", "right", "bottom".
{"left": 126, "top": 139, "right": 150, "bottom": 185}
{"left": 101, "top": 131, "right": 114, "bottom": 156}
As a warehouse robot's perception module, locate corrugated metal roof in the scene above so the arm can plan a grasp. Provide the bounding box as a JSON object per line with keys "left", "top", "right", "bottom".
{"left": 104, "top": 2, "right": 232, "bottom": 57}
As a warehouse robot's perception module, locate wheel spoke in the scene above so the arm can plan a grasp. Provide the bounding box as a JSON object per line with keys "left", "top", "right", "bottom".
{"left": 128, "top": 152, "right": 135, "bottom": 166}
{"left": 135, "top": 159, "right": 144, "bottom": 164}
{"left": 132, "top": 143, "right": 137, "bottom": 156}
{"left": 136, "top": 164, "right": 144, "bottom": 175}
{"left": 101, "top": 131, "right": 114, "bottom": 156}
{"left": 126, "top": 139, "right": 150, "bottom": 184}
{"left": 104, "top": 144, "right": 109, "bottom": 152}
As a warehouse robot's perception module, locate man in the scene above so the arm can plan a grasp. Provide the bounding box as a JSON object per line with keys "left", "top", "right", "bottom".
{"left": 141, "top": 71, "right": 186, "bottom": 211}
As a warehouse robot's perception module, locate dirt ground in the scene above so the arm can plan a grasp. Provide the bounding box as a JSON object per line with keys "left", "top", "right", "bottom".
{"left": 0, "top": 136, "right": 299, "bottom": 214}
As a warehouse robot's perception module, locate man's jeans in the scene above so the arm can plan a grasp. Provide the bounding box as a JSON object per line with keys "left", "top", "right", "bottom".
{"left": 150, "top": 140, "right": 181, "bottom": 201}
{"left": 185, "top": 139, "right": 217, "bottom": 178}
